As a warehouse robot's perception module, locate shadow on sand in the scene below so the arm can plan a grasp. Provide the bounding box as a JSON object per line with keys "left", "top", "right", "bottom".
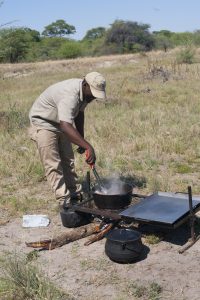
{"left": 138, "top": 220, "right": 200, "bottom": 247}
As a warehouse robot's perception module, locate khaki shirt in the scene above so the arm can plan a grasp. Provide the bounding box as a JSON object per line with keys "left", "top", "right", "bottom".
{"left": 29, "top": 79, "right": 88, "bottom": 131}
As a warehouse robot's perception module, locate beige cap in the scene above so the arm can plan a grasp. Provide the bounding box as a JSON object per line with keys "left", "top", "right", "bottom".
{"left": 85, "top": 72, "right": 106, "bottom": 100}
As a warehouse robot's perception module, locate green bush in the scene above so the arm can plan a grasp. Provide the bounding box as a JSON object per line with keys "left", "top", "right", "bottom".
{"left": 58, "top": 40, "right": 82, "bottom": 58}
{"left": 32, "top": 37, "right": 66, "bottom": 61}
{"left": 176, "top": 47, "right": 196, "bottom": 64}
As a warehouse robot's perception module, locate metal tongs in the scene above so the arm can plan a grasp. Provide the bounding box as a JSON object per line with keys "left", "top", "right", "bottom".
{"left": 85, "top": 150, "right": 105, "bottom": 191}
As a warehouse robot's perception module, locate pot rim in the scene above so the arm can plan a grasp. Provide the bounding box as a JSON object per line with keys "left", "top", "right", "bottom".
{"left": 92, "top": 190, "right": 132, "bottom": 196}
{"left": 92, "top": 182, "right": 133, "bottom": 196}
{"left": 105, "top": 228, "right": 141, "bottom": 243}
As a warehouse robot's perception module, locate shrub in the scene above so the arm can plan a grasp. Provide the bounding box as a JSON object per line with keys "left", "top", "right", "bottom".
{"left": 58, "top": 40, "right": 82, "bottom": 59}
{"left": 176, "top": 47, "right": 196, "bottom": 64}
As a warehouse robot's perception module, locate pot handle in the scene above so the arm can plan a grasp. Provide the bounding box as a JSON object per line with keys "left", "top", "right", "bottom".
{"left": 121, "top": 243, "right": 142, "bottom": 253}
{"left": 129, "top": 182, "right": 147, "bottom": 198}
{"left": 122, "top": 243, "right": 126, "bottom": 250}
{"left": 131, "top": 193, "right": 146, "bottom": 198}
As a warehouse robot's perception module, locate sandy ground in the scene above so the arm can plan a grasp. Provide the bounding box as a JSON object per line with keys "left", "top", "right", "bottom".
{"left": 0, "top": 211, "right": 200, "bottom": 300}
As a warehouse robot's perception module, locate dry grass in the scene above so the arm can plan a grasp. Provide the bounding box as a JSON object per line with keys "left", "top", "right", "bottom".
{"left": 1, "top": 49, "right": 200, "bottom": 216}
{"left": 125, "top": 280, "right": 162, "bottom": 300}
{"left": 0, "top": 254, "right": 69, "bottom": 300}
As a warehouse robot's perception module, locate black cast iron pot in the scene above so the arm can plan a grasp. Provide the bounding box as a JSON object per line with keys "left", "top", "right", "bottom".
{"left": 92, "top": 181, "right": 132, "bottom": 210}
{"left": 60, "top": 208, "right": 92, "bottom": 228}
{"left": 105, "top": 228, "right": 143, "bottom": 263}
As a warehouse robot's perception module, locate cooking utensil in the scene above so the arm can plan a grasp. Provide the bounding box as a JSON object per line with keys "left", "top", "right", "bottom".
{"left": 105, "top": 228, "right": 143, "bottom": 263}
{"left": 92, "top": 180, "right": 132, "bottom": 210}
{"left": 85, "top": 150, "right": 105, "bottom": 191}
{"left": 92, "top": 166, "right": 104, "bottom": 190}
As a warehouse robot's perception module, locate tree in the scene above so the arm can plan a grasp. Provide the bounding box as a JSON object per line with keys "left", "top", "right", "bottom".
{"left": 153, "top": 30, "right": 174, "bottom": 51}
{"left": 105, "top": 20, "right": 154, "bottom": 53}
{"left": 193, "top": 30, "right": 200, "bottom": 46}
{"left": 33, "top": 37, "right": 66, "bottom": 61}
{"left": 42, "top": 19, "right": 76, "bottom": 37}
{"left": 83, "top": 27, "right": 106, "bottom": 40}
{"left": 0, "top": 27, "right": 40, "bottom": 62}
{"left": 171, "top": 32, "right": 194, "bottom": 46}
{"left": 58, "top": 40, "right": 82, "bottom": 59}
{"left": 153, "top": 30, "right": 173, "bottom": 38}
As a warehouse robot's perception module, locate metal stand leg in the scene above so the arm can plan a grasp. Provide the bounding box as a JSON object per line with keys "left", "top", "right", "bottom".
{"left": 188, "top": 186, "right": 195, "bottom": 242}
{"left": 86, "top": 171, "right": 90, "bottom": 195}
{"left": 179, "top": 186, "right": 200, "bottom": 253}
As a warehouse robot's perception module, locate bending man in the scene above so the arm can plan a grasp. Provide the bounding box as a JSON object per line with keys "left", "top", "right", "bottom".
{"left": 29, "top": 71, "right": 106, "bottom": 207}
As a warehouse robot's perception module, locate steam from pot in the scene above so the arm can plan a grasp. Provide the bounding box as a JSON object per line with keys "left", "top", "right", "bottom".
{"left": 95, "top": 177, "right": 129, "bottom": 195}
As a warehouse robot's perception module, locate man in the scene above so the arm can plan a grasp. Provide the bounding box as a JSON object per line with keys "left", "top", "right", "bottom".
{"left": 29, "top": 71, "right": 106, "bottom": 207}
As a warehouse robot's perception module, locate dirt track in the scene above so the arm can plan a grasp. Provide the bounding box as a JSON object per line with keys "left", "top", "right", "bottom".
{"left": 0, "top": 213, "right": 200, "bottom": 300}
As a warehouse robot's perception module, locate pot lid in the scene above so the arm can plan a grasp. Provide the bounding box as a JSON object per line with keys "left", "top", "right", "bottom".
{"left": 105, "top": 228, "right": 141, "bottom": 242}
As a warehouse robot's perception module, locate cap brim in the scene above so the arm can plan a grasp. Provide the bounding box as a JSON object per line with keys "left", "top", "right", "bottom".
{"left": 90, "top": 86, "right": 106, "bottom": 101}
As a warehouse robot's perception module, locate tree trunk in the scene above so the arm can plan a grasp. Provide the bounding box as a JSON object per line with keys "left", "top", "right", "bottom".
{"left": 26, "top": 222, "right": 100, "bottom": 250}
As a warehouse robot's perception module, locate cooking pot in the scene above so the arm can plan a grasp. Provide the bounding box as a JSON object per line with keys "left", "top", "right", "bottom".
{"left": 92, "top": 180, "right": 132, "bottom": 210}
{"left": 60, "top": 208, "right": 92, "bottom": 228}
{"left": 105, "top": 228, "right": 143, "bottom": 263}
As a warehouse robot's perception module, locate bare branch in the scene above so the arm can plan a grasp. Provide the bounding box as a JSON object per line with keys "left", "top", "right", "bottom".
{"left": 0, "top": 20, "right": 19, "bottom": 28}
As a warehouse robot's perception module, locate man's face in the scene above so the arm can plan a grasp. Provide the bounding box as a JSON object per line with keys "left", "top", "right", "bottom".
{"left": 82, "top": 81, "right": 96, "bottom": 103}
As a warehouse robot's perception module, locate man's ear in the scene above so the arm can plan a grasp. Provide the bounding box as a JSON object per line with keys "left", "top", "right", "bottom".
{"left": 82, "top": 80, "right": 87, "bottom": 94}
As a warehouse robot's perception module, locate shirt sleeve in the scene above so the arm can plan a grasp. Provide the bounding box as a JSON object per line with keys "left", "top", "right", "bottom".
{"left": 57, "top": 94, "right": 78, "bottom": 124}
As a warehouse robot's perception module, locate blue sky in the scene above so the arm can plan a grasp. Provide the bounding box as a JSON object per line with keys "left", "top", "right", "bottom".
{"left": 1, "top": 0, "right": 200, "bottom": 40}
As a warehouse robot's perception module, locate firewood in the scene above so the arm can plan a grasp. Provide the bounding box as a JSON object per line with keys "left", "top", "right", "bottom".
{"left": 84, "top": 223, "right": 114, "bottom": 246}
{"left": 0, "top": 219, "right": 10, "bottom": 226}
{"left": 26, "top": 222, "right": 100, "bottom": 250}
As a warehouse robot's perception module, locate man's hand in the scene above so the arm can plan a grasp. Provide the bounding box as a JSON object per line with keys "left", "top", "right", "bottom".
{"left": 85, "top": 147, "right": 96, "bottom": 165}
{"left": 77, "top": 146, "right": 85, "bottom": 154}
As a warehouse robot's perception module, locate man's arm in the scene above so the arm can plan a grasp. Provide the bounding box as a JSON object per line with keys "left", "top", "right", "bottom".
{"left": 60, "top": 120, "right": 95, "bottom": 164}
{"left": 74, "top": 111, "right": 84, "bottom": 138}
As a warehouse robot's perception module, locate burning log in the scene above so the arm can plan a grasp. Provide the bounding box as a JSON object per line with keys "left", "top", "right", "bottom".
{"left": 84, "top": 223, "right": 114, "bottom": 246}
{"left": 26, "top": 222, "right": 100, "bottom": 250}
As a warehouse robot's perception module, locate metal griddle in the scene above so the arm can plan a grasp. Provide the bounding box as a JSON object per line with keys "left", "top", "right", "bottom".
{"left": 120, "top": 191, "right": 200, "bottom": 228}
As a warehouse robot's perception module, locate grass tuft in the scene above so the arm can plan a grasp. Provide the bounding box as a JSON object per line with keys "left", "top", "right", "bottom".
{"left": 0, "top": 253, "right": 70, "bottom": 300}
{"left": 126, "top": 281, "right": 162, "bottom": 300}
{"left": 144, "top": 234, "right": 163, "bottom": 245}
{"left": 176, "top": 47, "right": 196, "bottom": 64}
{"left": 173, "top": 163, "right": 192, "bottom": 174}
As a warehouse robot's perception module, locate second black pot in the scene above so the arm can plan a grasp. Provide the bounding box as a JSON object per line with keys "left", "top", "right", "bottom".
{"left": 105, "top": 228, "right": 143, "bottom": 263}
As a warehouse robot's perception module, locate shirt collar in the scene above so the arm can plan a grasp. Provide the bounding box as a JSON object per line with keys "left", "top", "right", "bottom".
{"left": 79, "top": 80, "right": 83, "bottom": 101}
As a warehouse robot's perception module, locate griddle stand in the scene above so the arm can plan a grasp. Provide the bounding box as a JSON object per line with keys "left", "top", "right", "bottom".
{"left": 179, "top": 186, "right": 200, "bottom": 253}
{"left": 72, "top": 174, "right": 200, "bottom": 252}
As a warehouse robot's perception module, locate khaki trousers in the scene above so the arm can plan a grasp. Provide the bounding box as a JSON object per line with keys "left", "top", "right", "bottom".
{"left": 29, "top": 125, "right": 81, "bottom": 203}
